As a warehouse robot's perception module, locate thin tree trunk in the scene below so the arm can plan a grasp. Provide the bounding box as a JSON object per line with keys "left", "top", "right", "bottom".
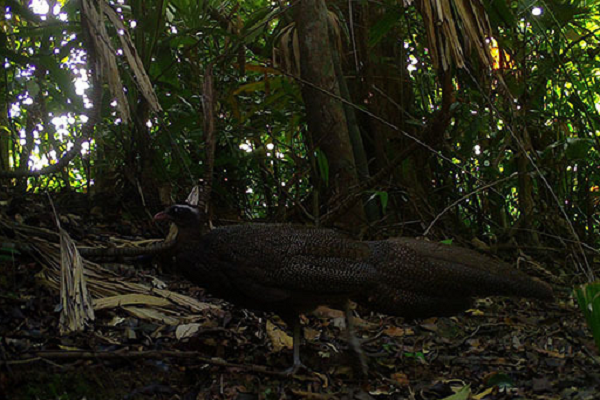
{"left": 328, "top": 21, "right": 379, "bottom": 223}
{"left": 516, "top": 127, "right": 539, "bottom": 245}
{"left": 0, "top": 80, "right": 9, "bottom": 171}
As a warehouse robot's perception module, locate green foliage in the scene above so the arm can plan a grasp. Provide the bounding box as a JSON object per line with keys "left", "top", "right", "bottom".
{"left": 2, "top": 0, "right": 600, "bottom": 256}
{"left": 485, "top": 372, "right": 515, "bottom": 389}
{"left": 316, "top": 149, "right": 329, "bottom": 187}
{"left": 0, "top": 245, "right": 20, "bottom": 262}
{"left": 369, "top": 7, "right": 403, "bottom": 47}
{"left": 574, "top": 282, "right": 600, "bottom": 351}
{"left": 440, "top": 386, "right": 471, "bottom": 400}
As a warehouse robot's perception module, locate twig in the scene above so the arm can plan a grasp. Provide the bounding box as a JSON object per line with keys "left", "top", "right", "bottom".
{"left": 8, "top": 350, "right": 295, "bottom": 377}
{"left": 78, "top": 240, "right": 175, "bottom": 257}
{"left": 423, "top": 173, "right": 518, "bottom": 236}
{"left": 291, "top": 389, "right": 340, "bottom": 400}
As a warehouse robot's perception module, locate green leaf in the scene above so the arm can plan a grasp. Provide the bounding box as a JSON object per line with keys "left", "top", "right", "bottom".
{"left": 565, "top": 138, "right": 593, "bottom": 160}
{"left": 5, "top": 0, "right": 39, "bottom": 22}
{"left": 241, "top": 7, "right": 278, "bottom": 45}
{"left": 368, "top": 9, "right": 402, "bottom": 47}
{"left": 233, "top": 81, "right": 267, "bottom": 96}
{"left": 26, "top": 80, "right": 40, "bottom": 98}
{"left": 441, "top": 385, "right": 471, "bottom": 400}
{"left": 486, "top": 372, "right": 515, "bottom": 388}
{"left": 316, "top": 149, "right": 329, "bottom": 187}
{"left": 484, "top": 0, "right": 516, "bottom": 28}
{"left": 0, "top": 47, "right": 32, "bottom": 65}
{"left": 16, "top": 22, "right": 79, "bottom": 39}
{"left": 402, "top": 351, "right": 425, "bottom": 360}
{"left": 167, "top": 36, "right": 198, "bottom": 48}
{"left": 377, "top": 191, "right": 388, "bottom": 214}
{"left": 574, "top": 282, "right": 600, "bottom": 351}
{"left": 1, "top": 245, "right": 21, "bottom": 255}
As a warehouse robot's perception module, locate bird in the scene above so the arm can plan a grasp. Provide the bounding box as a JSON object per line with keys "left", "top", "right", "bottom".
{"left": 154, "top": 204, "right": 553, "bottom": 374}
{"left": 154, "top": 203, "right": 375, "bottom": 374}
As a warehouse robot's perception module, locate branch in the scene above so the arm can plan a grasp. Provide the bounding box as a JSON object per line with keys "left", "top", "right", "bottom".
{"left": 77, "top": 240, "right": 175, "bottom": 258}
{"left": 9, "top": 350, "right": 292, "bottom": 377}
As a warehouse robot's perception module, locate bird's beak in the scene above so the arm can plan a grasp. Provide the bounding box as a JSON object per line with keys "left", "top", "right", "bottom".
{"left": 153, "top": 211, "right": 171, "bottom": 221}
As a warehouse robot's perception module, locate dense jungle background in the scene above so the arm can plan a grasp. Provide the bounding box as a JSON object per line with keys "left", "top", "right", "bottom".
{"left": 1, "top": 0, "right": 600, "bottom": 399}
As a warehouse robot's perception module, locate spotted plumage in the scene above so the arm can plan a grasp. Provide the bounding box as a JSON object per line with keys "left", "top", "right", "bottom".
{"left": 154, "top": 204, "right": 552, "bottom": 373}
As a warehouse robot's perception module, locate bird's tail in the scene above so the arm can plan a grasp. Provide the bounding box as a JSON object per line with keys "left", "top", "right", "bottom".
{"left": 390, "top": 238, "right": 553, "bottom": 299}
{"left": 361, "top": 239, "right": 552, "bottom": 318}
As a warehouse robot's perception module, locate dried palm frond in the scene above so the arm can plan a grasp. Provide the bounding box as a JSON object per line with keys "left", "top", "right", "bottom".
{"left": 0, "top": 218, "right": 219, "bottom": 329}
{"left": 80, "top": 0, "right": 163, "bottom": 124}
{"left": 414, "top": 0, "right": 494, "bottom": 71}
{"left": 57, "top": 224, "right": 96, "bottom": 334}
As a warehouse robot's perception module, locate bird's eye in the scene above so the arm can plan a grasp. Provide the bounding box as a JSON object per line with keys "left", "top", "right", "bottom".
{"left": 173, "top": 207, "right": 180, "bottom": 214}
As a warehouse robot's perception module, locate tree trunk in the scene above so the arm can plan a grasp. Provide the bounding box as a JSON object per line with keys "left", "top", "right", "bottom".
{"left": 293, "top": 0, "right": 366, "bottom": 230}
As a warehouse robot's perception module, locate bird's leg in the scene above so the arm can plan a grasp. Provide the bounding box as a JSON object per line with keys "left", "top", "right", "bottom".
{"left": 282, "top": 317, "right": 307, "bottom": 375}
{"left": 344, "top": 301, "right": 368, "bottom": 375}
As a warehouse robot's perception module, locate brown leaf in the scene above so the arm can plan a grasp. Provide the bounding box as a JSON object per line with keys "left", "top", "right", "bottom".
{"left": 123, "top": 306, "right": 179, "bottom": 325}
{"left": 532, "top": 377, "right": 553, "bottom": 393}
{"left": 93, "top": 294, "right": 171, "bottom": 310}
{"left": 266, "top": 320, "right": 293, "bottom": 352}
{"left": 314, "top": 306, "right": 344, "bottom": 319}
{"left": 304, "top": 327, "right": 320, "bottom": 341}
{"left": 175, "top": 323, "right": 202, "bottom": 340}
{"left": 383, "top": 326, "right": 413, "bottom": 337}
{"left": 390, "top": 372, "right": 409, "bottom": 386}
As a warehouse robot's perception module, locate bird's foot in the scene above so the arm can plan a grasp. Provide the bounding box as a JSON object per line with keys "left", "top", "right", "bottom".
{"left": 355, "top": 354, "right": 369, "bottom": 377}
{"left": 282, "top": 361, "right": 308, "bottom": 376}
{"left": 347, "top": 332, "right": 369, "bottom": 376}
{"left": 344, "top": 301, "right": 369, "bottom": 376}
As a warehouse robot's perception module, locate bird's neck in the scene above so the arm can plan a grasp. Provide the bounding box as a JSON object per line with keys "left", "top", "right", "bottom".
{"left": 175, "top": 225, "right": 206, "bottom": 246}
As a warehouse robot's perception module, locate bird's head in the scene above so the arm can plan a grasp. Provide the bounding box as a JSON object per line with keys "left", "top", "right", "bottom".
{"left": 153, "top": 204, "right": 203, "bottom": 231}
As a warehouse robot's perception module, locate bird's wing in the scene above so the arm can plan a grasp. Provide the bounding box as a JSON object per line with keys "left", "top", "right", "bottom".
{"left": 218, "top": 256, "right": 375, "bottom": 305}
{"left": 267, "top": 255, "right": 376, "bottom": 294}
{"left": 209, "top": 225, "right": 377, "bottom": 300}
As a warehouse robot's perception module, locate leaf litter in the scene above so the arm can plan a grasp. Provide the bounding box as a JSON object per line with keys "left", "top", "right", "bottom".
{"left": 0, "top": 205, "right": 598, "bottom": 400}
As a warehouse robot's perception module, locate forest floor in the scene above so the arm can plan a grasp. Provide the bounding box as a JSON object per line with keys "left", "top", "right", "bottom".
{"left": 0, "top": 204, "right": 599, "bottom": 400}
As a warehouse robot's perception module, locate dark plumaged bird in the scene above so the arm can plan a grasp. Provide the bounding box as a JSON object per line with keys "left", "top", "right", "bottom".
{"left": 154, "top": 204, "right": 553, "bottom": 374}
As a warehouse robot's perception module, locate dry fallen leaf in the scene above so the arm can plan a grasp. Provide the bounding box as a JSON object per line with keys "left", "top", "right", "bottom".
{"left": 123, "top": 306, "right": 180, "bottom": 325}
{"left": 473, "top": 386, "right": 495, "bottom": 400}
{"left": 441, "top": 385, "right": 471, "bottom": 400}
{"left": 152, "top": 277, "right": 167, "bottom": 289}
{"left": 314, "top": 306, "right": 344, "bottom": 319}
{"left": 266, "top": 320, "right": 293, "bottom": 352}
{"left": 304, "top": 327, "right": 320, "bottom": 341}
{"left": 93, "top": 294, "right": 171, "bottom": 310}
{"left": 313, "top": 306, "right": 375, "bottom": 329}
{"left": 383, "top": 326, "right": 414, "bottom": 337}
{"left": 176, "top": 323, "right": 202, "bottom": 340}
{"left": 466, "top": 309, "right": 485, "bottom": 316}
{"left": 391, "top": 372, "right": 409, "bottom": 386}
